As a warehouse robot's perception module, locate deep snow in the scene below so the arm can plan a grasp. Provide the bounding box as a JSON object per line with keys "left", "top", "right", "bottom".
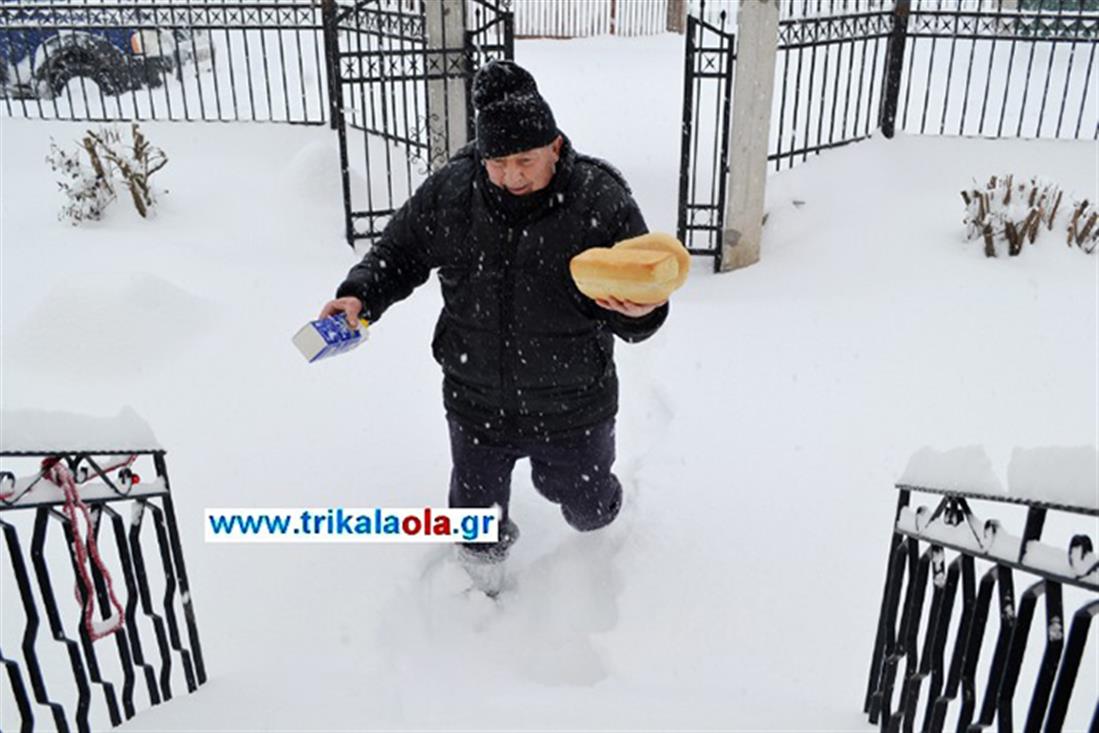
{"left": 1, "top": 32, "right": 1097, "bottom": 731}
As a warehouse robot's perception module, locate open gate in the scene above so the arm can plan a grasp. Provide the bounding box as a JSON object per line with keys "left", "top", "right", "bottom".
{"left": 676, "top": 3, "right": 735, "bottom": 272}
{"left": 322, "top": 0, "right": 513, "bottom": 249}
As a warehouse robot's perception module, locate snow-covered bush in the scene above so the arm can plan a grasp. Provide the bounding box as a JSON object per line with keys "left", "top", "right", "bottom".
{"left": 46, "top": 137, "right": 116, "bottom": 224}
{"left": 46, "top": 123, "right": 167, "bottom": 224}
{"left": 962, "top": 175, "right": 1097, "bottom": 257}
{"left": 1066, "top": 199, "right": 1098, "bottom": 254}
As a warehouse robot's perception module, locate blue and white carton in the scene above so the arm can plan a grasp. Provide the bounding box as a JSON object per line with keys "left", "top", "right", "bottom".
{"left": 293, "top": 315, "right": 369, "bottom": 363}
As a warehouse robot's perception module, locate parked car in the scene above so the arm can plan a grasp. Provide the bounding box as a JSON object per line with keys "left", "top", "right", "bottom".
{"left": 0, "top": 1, "right": 212, "bottom": 99}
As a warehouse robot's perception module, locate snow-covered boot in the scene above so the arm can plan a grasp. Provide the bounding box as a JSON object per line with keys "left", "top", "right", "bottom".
{"left": 455, "top": 518, "right": 520, "bottom": 597}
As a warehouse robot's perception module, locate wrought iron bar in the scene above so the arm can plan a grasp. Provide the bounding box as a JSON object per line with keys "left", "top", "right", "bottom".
{"left": 867, "top": 484, "right": 1097, "bottom": 730}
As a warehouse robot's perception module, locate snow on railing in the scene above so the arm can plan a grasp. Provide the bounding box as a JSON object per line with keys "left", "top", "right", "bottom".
{"left": 897, "top": 444, "right": 1099, "bottom": 511}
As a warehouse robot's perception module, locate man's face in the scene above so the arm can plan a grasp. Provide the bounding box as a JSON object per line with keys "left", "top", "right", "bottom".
{"left": 483, "top": 135, "right": 563, "bottom": 196}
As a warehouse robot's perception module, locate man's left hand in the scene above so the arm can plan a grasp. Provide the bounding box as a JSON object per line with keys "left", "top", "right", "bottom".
{"left": 595, "top": 296, "right": 667, "bottom": 318}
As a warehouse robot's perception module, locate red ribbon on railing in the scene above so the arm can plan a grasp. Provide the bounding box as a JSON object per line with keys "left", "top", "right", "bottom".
{"left": 41, "top": 456, "right": 129, "bottom": 641}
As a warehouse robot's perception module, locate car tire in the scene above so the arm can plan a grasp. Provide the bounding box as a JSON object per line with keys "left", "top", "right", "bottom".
{"left": 37, "top": 43, "right": 128, "bottom": 98}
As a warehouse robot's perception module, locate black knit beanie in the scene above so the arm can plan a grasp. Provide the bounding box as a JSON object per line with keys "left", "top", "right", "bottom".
{"left": 472, "top": 60, "right": 558, "bottom": 159}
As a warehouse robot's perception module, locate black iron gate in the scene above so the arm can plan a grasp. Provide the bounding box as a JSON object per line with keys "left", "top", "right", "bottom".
{"left": 322, "top": 0, "right": 513, "bottom": 248}
{"left": 676, "top": 3, "right": 735, "bottom": 272}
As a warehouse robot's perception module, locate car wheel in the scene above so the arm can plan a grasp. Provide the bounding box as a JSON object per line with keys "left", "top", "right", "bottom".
{"left": 39, "top": 46, "right": 127, "bottom": 98}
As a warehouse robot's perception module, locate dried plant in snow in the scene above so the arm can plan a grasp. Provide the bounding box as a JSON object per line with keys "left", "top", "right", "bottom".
{"left": 46, "top": 123, "right": 168, "bottom": 224}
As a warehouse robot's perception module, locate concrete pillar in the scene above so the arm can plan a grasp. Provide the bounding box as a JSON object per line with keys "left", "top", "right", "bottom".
{"left": 720, "top": 0, "right": 779, "bottom": 272}
{"left": 425, "top": 0, "right": 468, "bottom": 171}
{"left": 667, "top": 0, "right": 688, "bottom": 33}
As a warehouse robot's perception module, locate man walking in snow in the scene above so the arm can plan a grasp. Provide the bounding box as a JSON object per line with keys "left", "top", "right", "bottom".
{"left": 319, "top": 60, "right": 669, "bottom": 576}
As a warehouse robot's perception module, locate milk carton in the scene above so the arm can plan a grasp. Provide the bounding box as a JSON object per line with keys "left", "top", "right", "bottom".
{"left": 293, "top": 315, "right": 369, "bottom": 363}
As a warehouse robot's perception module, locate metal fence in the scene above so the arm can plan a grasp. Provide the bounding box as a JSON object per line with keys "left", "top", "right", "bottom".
{"left": 775, "top": 0, "right": 1099, "bottom": 171}
{"left": 0, "top": 449, "right": 206, "bottom": 731}
{"left": 688, "top": 0, "right": 891, "bottom": 27}
{"left": 865, "top": 483, "right": 1098, "bottom": 730}
{"left": 772, "top": 1, "right": 894, "bottom": 170}
{"left": 888, "top": 0, "right": 1099, "bottom": 141}
{"left": 0, "top": 0, "right": 331, "bottom": 124}
{"left": 513, "top": 0, "right": 671, "bottom": 38}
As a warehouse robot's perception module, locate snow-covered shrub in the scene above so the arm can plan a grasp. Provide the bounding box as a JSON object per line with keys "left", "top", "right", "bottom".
{"left": 961, "top": 175, "right": 1096, "bottom": 257}
{"left": 1066, "top": 199, "right": 1098, "bottom": 254}
{"left": 46, "top": 137, "right": 116, "bottom": 224}
{"left": 46, "top": 123, "right": 168, "bottom": 224}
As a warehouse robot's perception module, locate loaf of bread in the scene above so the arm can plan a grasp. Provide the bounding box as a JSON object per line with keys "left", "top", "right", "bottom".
{"left": 569, "top": 232, "right": 690, "bottom": 304}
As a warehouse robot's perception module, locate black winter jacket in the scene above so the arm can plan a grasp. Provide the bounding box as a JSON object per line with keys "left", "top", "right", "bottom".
{"left": 336, "top": 135, "right": 669, "bottom": 438}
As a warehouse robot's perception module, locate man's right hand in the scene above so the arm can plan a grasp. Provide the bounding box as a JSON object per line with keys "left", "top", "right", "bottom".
{"left": 319, "top": 296, "right": 365, "bottom": 329}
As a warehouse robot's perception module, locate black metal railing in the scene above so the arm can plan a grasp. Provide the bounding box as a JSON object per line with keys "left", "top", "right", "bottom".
{"left": 0, "top": 449, "right": 206, "bottom": 732}
{"left": 865, "top": 483, "right": 1098, "bottom": 731}
{"left": 0, "top": 0, "right": 330, "bottom": 124}
{"left": 893, "top": 0, "right": 1099, "bottom": 141}
{"left": 676, "top": 2, "right": 735, "bottom": 270}
{"left": 775, "top": 0, "right": 1098, "bottom": 171}
{"left": 773, "top": 1, "right": 894, "bottom": 170}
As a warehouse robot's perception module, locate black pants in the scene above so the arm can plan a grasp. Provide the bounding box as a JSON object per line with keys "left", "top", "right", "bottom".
{"left": 447, "top": 414, "right": 623, "bottom": 532}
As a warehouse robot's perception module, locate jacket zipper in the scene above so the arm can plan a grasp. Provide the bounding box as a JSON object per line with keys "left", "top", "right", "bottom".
{"left": 499, "top": 226, "right": 517, "bottom": 422}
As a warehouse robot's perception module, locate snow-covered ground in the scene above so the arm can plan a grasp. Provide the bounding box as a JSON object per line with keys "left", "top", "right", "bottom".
{"left": 2, "top": 33, "right": 1097, "bottom": 731}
